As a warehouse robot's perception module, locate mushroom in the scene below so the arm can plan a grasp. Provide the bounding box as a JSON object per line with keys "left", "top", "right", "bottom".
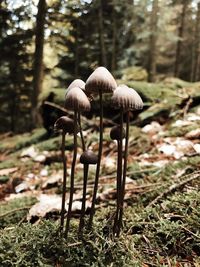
{"left": 110, "top": 125, "right": 125, "bottom": 235}
{"left": 66, "top": 79, "right": 86, "bottom": 151}
{"left": 111, "top": 85, "right": 143, "bottom": 236}
{"left": 78, "top": 150, "right": 98, "bottom": 238}
{"left": 65, "top": 87, "right": 91, "bottom": 237}
{"left": 54, "top": 116, "right": 74, "bottom": 230}
{"left": 85, "top": 66, "right": 117, "bottom": 228}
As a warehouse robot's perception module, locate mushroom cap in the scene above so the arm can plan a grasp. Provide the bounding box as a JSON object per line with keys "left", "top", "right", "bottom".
{"left": 67, "top": 79, "right": 85, "bottom": 92}
{"left": 65, "top": 87, "right": 91, "bottom": 112}
{"left": 54, "top": 116, "right": 74, "bottom": 134}
{"left": 80, "top": 150, "right": 98, "bottom": 165}
{"left": 111, "top": 85, "right": 143, "bottom": 110}
{"left": 85, "top": 66, "right": 117, "bottom": 94}
{"left": 110, "top": 125, "right": 125, "bottom": 140}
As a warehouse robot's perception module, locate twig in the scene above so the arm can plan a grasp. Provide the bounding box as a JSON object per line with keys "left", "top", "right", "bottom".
{"left": 147, "top": 171, "right": 200, "bottom": 207}
{"left": 0, "top": 206, "right": 31, "bottom": 218}
{"left": 67, "top": 242, "right": 82, "bottom": 247}
{"left": 183, "top": 96, "right": 193, "bottom": 118}
{"left": 181, "top": 226, "right": 200, "bottom": 239}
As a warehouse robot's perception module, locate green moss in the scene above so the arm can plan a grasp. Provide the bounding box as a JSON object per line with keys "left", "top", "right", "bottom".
{"left": 0, "top": 128, "right": 46, "bottom": 153}
{"left": 0, "top": 197, "right": 37, "bottom": 229}
{"left": 167, "top": 123, "right": 200, "bottom": 137}
{"left": 0, "top": 219, "right": 140, "bottom": 267}
{"left": 0, "top": 176, "right": 9, "bottom": 184}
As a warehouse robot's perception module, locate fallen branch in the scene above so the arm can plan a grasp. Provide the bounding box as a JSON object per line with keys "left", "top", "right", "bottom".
{"left": 147, "top": 171, "right": 200, "bottom": 208}
{"left": 44, "top": 101, "right": 68, "bottom": 114}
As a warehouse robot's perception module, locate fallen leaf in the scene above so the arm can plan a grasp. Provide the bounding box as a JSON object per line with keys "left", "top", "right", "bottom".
{"left": 185, "top": 128, "right": 200, "bottom": 139}
{"left": 0, "top": 167, "right": 18, "bottom": 176}
{"left": 27, "top": 194, "right": 61, "bottom": 220}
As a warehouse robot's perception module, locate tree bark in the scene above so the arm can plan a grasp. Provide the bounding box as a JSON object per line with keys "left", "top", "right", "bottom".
{"left": 111, "top": 1, "right": 116, "bottom": 71}
{"left": 174, "top": 0, "right": 189, "bottom": 77}
{"left": 193, "top": 3, "right": 200, "bottom": 81}
{"left": 75, "top": 20, "right": 80, "bottom": 76}
{"left": 148, "top": 0, "right": 159, "bottom": 82}
{"left": 98, "top": 0, "right": 107, "bottom": 67}
{"left": 32, "top": 0, "right": 46, "bottom": 128}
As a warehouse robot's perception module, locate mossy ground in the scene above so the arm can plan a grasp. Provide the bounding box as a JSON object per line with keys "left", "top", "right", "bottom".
{"left": 1, "top": 79, "right": 200, "bottom": 266}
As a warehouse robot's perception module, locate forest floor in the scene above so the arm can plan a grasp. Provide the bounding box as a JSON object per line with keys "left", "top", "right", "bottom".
{"left": 0, "top": 78, "right": 200, "bottom": 266}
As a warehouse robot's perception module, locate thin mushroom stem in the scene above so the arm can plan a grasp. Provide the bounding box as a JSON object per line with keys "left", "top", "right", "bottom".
{"left": 117, "top": 110, "right": 130, "bottom": 237}
{"left": 78, "top": 163, "right": 89, "bottom": 238}
{"left": 60, "top": 131, "right": 67, "bottom": 231}
{"left": 88, "top": 90, "right": 103, "bottom": 229}
{"left": 78, "top": 111, "right": 86, "bottom": 151}
{"left": 113, "top": 108, "right": 123, "bottom": 235}
{"left": 65, "top": 110, "right": 78, "bottom": 238}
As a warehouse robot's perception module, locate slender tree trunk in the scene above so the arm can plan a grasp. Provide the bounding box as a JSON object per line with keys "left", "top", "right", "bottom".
{"left": 193, "top": 3, "right": 200, "bottom": 82}
{"left": 75, "top": 20, "right": 80, "bottom": 76}
{"left": 148, "top": 0, "right": 159, "bottom": 83}
{"left": 174, "top": 0, "right": 189, "bottom": 77}
{"left": 111, "top": 3, "right": 116, "bottom": 72}
{"left": 98, "top": 0, "right": 107, "bottom": 67}
{"left": 32, "top": 0, "right": 46, "bottom": 128}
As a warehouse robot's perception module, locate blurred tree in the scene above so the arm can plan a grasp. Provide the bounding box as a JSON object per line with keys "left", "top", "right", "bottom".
{"left": 174, "top": 0, "right": 190, "bottom": 77}
{"left": 0, "top": 0, "right": 34, "bottom": 132}
{"left": 191, "top": 2, "right": 200, "bottom": 82}
{"left": 148, "top": 0, "right": 159, "bottom": 82}
{"left": 32, "top": 0, "right": 47, "bottom": 128}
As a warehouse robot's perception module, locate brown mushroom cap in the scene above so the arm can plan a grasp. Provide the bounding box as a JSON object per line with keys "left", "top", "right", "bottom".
{"left": 80, "top": 150, "right": 98, "bottom": 165}
{"left": 65, "top": 87, "right": 91, "bottom": 112}
{"left": 85, "top": 66, "right": 117, "bottom": 94}
{"left": 67, "top": 79, "right": 85, "bottom": 92}
{"left": 54, "top": 116, "right": 74, "bottom": 134}
{"left": 110, "top": 125, "right": 125, "bottom": 140}
{"left": 111, "top": 84, "right": 143, "bottom": 110}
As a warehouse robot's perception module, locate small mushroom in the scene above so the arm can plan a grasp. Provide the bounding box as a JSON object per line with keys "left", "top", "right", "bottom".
{"left": 110, "top": 126, "right": 125, "bottom": 141}
{"left": 66, "top": 80, "right": 86, "bottom": 151}
{"left": 85, "top": 66, "right": 117, "bottom": 229}
{"left": 65, "top": 87, "right": 91, "bottom": 238}
{"left": 78, "top": 150, "right": 98, "bottom": 238}
{"left": 111, "top": 85, "right": 143, "bottom": 236}
{"left": 54, "top": 116, "right": 74, "bottom": 231}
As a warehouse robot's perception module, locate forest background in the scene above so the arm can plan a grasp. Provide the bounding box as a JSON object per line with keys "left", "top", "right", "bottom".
{"left": 1, "top": 0, "right": 200, "bottom": 133}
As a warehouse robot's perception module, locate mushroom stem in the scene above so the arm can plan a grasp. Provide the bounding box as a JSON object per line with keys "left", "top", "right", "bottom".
{"left": 113, "top": 108, "right": 123, "bottom": 235}
{"left": 88, "top": 90, "right": 103, "bottom": 229}
{"left": 78, "top": 111, "right": 86, "bottom": 152}
{"left": 65, "top": 110, "right": 78, "bottom": 238}
{"left": 60, "top": 131, "right": 67, "bottom": 230}
{"left": 117, "top": 110, "right": 130, "bottom": 237}
{"left": 78, "top": 163, "right": 89, "bottom": 238}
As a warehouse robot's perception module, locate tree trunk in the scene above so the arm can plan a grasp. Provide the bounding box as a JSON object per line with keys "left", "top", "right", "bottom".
{"left": 74, "top": 20, "right": 80, "bottom": 76}
{"left": 148, "top": 0, "right": 159, "bottom": 82}
{"left": 98, "top": 0, "right": 107, "bottom": 67}
{"left": 193, "top": 3, "right": 200, "bottom": 82}
{"left": 32, "top": 0, "right": 46, "bottom": 128}
{"left": 111, "top": 1, "right": 116, "bottom": 71}
{"left": 174, "top": 0, "right": 189, "bottom": 77}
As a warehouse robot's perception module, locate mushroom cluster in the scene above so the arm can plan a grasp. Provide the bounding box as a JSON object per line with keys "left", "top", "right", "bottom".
{"left": 54, "top": 67, "right": 143, "bottom": 239}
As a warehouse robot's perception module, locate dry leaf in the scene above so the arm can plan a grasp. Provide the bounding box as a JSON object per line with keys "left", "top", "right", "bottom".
{"left": 0, "top": 167, "right": 18, "bottom": 176}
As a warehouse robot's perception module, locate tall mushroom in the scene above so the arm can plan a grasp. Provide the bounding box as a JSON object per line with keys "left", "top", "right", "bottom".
{"left": 111, "top": 85, "right": 143, "bottom": 236}
{"left": 54, "top": 116, "right": 74, "bottom": 231}
{"left": 85, "top": 66, "right": 117, "bottom": 228}
{"left": 110, "top": 125, "right": 125, "bottom": 234}
{"left": 65, "top": 87, "right": 91, "bottom": 238}
{"left": 78, "top": 150, "right": 98, "bottom": 238}
{"left": 66, "top": 79, "right": 86, "bottom": 151}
